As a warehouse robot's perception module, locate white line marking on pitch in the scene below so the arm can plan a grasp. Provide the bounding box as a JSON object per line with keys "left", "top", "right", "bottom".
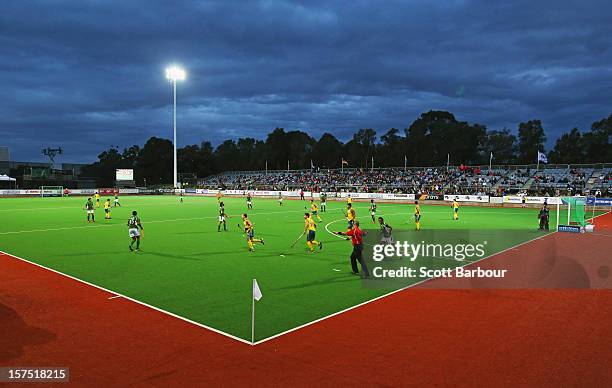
{"left": 0, "top": 250, "right": 252, "bottom": 346}
{"left": 107, "top": 295, "right": 122, "bottom": 300}
{"left": 253, "top": 230, "right": 557, "bottom": 346}
{"left": 0, "top": 207, "right": 357, "bottom": 235}
{"left": 4, "top": 206, "right": 603, "bottom": 346}
{"left": 254, "top": 210, "right": 612, "bottom": 345}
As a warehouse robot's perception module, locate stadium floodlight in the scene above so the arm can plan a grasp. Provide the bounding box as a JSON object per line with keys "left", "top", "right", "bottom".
{"left": 165, "top": 65, "right": 186, "bottom": 188}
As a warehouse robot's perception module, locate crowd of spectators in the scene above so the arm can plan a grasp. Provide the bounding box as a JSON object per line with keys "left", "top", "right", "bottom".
{"left": 200, "top": 166, "right": 611, "bottom": 196}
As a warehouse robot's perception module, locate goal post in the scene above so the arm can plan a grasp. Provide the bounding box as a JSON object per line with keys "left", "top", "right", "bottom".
{"left": 40, "top": 186, "right": 64, "bottom": 197}
{"left": 556, "top": 197, "right": 590, "bottom": 232}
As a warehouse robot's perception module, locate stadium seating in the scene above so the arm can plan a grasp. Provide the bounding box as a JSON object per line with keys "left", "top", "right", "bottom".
{"left": 200, "top": 164, "right": 612, "bottom": 197}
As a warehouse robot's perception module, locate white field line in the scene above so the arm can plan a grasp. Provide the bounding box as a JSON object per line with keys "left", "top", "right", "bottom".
{"left": 4, "top": 204, "right": 596, "bottom": 346}
{"left": 253, "top": 210, "right": 612, "bottom": 345}
{"left": 0, "top": 206, "right": 361, "bottom": 235}
{"left": 0, "top": 250, "right": 253, "bottom": 346}
{"left": 0, "top": 201, "right": 203, "bottom": 212}
{"left": 253, "top": 229, "right": 557, "bottom": 345}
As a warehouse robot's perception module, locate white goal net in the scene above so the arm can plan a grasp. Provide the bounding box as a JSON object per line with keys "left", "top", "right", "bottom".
{"left": 40, "top": 186, "right": 64, "bottom": 197}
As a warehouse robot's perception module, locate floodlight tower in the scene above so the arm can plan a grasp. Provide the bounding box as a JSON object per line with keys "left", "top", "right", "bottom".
{"left": 42, "top": 147, "right": 63, "bottom": 169}
{"left": 165, "top": 65, "right": 186, "bottom": 188}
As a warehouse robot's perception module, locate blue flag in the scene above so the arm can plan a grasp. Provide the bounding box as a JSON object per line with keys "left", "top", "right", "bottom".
{"left": 537, "top": 151, "right": 548, "bottom": 163}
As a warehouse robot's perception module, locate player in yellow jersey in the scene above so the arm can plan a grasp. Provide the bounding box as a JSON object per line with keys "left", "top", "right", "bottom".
{"left": 414, "top": 200, "right": 421, "bottom": 231}
{"left": 241, "top": 213, "right": 264, "bottom": 252}
{"left": 346, "top": 203, "right": 356, "bottom": 230}
{"left": 303, "top": 213, "right": 323, "bottom": 252}
{"left": 104, "top": 198, "right": 112, "bottom": 220}
{"left": 347, "top": 194, "right": 353, "bottom": 206}
{"left": 452, "top": 198, "right": 459, "bottom": 220}
{"left": 308, "top": 199, "right": 322, "bottom": 222}
{"left": 94, "top": 192, "right": 101, "bottom": 208}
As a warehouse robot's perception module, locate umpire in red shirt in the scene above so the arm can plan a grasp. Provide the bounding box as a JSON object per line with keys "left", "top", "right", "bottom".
{"left": 335, "top": 221, "right": 369, "bottom": 278}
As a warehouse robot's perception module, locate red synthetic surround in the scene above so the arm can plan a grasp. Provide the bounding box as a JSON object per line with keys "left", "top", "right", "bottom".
{"left": 1, "top": 221, "right": 611, "bottom": 386}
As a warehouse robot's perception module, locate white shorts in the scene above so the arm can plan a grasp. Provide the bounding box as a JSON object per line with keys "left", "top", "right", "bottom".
{"left": 247, "top": 201, "right": 252, "bottom": 205}
{"left": 371, "top": 211, "right": 376, "bottom": 216}
{"left": 87, "top": 210, "right": 94, "bottom": 214}
{"left": 129, "top": 228, "right": 140, "bottom": 238}
{"left": 114, "top": 199, "right": 119, "bottom": 203}
{"left": 219, "top": 216, "right": 225, "bottom": 222}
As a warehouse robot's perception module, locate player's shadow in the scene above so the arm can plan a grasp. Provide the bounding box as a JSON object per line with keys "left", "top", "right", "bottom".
{"left": 140, "top": 251, "right": 206, "bottom": 262}
{"left": 0, "top": 303, "right": 56, "bottom": 361}
{"left": 142, "top": 250, "right": 248, "bottom": 261}
{"left": 172, "top": 231, "right": 216, "bottom": 235}
{"left": 261, "top": 252, "right": 334, "bottom": 262}
{"left": 272, "top": 275, "right": 357, "bottom": 291}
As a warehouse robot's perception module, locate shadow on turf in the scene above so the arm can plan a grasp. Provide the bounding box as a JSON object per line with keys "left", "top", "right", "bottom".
{"left": 271, "top": 275, "right": 358, "bottom": 291}
{"left": 0, "top": 303, "right": 56, "bottom": 361}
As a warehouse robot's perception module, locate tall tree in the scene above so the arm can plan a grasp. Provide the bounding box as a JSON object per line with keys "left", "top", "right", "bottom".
{"left": 214, "top": 140, "right": 240, "bottom": 171}
{"left": 265, "top": 128, "right": 290, "bottom": 169}
{"left": 379, "top": 128, "right": 405, "bottom": 167}
{"left": 345, "top": 128, "right": 376, "bottom": 167}
{"left": 484, "top": 129, "right": 517, "bottom": 164}
{"left": 312, "top": 133, "right": 343, "bottom": 168}
{"left": 139, "top": 137, "right": 173, "bottom": 185}
{"left": 517, "top": 120, "right": 546, "bottom": 164}
{"left": 548, "top": 128, "right": 584, "bottom": 164}
{"left": 405, "top": 111, "right": 484, "bottom": 166}
{"left": 582, "top": 114, "right": 612, "bottom": 163}
{"left": 285, "top": 130, "right": 316, "bottom": 169}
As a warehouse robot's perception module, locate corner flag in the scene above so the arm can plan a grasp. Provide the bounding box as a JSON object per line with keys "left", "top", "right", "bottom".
{"left": 253, "top": 279, "right": 262, "bottom": 301}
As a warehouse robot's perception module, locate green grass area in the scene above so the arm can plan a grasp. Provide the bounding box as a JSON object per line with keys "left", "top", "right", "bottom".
{"left": 0, "top": 195, "right": 554, "bottom": 341}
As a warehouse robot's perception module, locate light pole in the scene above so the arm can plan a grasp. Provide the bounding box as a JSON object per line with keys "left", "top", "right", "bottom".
{"left": 165, "top": 65, "right": 186, "bottom": 188}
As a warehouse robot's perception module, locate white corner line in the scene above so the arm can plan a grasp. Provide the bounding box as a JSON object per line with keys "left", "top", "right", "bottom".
{"left": 4, "top": 210, "right": 608, "bottom": 348}
{"left": 0, "top": 250, "right": 253, "bottom": 346}
{"left": 253, "top": 229, "right": 558, "bottom": 346}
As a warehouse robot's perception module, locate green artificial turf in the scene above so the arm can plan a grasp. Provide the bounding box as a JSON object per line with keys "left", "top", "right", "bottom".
{"left": 0, "top": 195, "right": 557, "bottom": 341}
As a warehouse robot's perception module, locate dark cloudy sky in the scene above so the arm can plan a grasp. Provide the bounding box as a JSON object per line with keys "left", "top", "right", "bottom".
{"left": 2, "top": 0, "right": 611, "bottom": 163}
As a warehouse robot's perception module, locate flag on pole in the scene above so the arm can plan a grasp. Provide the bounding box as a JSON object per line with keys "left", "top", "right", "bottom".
{"left": 341, "top": 158, "right": 348, "bottom": 166}
{"left": 310, "top": 159, "right": 315, "bottom": 169}
{"left": 490, "top": 152, "right": 493, "bottom": 161}
{"left": 253, "top": 279, "right": 262, "bottom": 301}
{"left": 251, "top": 278, "right": 262, "bottom": 344}
{"left": 537, "top": 151, "right": 548, "bottom": 163}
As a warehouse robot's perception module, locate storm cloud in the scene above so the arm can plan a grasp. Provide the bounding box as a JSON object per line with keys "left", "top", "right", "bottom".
{"left": 1, "top": 0, "right": 611, "bottom": 162}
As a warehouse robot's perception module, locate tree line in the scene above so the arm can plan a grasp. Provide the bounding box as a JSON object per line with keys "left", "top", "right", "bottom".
{"left": 81, "top": 110, "right": 611, "bottom": 186}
